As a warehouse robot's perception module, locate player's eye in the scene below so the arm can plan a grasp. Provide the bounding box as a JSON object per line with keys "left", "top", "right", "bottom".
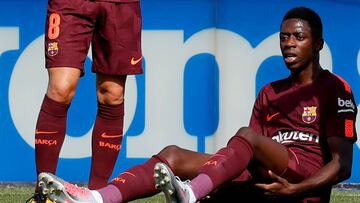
{"left": 279, "top": 34, "right": 288, "bottom": 41}
{"left": 295, "top": 34, "right": 305, "bottom": 41}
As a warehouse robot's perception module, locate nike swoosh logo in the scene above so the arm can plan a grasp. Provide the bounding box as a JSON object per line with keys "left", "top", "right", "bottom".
{"left": 101, "top": 132, "right": 123, "bottom": 138}
{"left": 266, "top": 112, "right": 280, "bottom": 122}
{"left": 210, "top": 154, "right": 226, "bottom": 158}
{"left": 121, "top": 172, "right": 136, "bottom": 177}
{"left": 131, "top": 56, "right": 142, "bottom": 65}
{"left": 35, "top": 129, "right": 58, "bottom": 135}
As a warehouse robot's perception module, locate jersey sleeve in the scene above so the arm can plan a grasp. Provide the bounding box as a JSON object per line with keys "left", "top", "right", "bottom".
{"left": 325, "top": 77, "right": 357, "bottom": 142}
{"left": 249, "top": 88, "right": 265, "bottom": 135}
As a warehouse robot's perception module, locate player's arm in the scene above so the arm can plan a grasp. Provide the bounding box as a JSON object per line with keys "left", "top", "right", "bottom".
{"left": 296, "top": 136, "right": 353, "bottom": 192}
{"left": 256, "top": 78, "right": 357, "bottom": 196}
{"left": 255, "top": 136, "right": 353, "bottom": 196}
{"left": 288, "top": 136, "right": 353, "bottom": 195}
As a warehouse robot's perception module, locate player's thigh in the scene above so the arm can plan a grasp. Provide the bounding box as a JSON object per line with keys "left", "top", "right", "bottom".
{"left": 47, "top": 67, "right": 81, "bottom": 103}
{"left": 96, "top": 74, "right": 127, "bottom": 105}
{"left": 158, "top": 145, "right": 211, "bottom": 179}
{"left": 239, "top": 127, "right": 289, "bottom": 175}
{"left": 253, "top": 135, "right": 289, "bottom": 175}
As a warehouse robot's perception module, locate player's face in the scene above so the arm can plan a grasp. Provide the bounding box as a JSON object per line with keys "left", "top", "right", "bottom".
{"left": 280, "top": 18, "right": 315, "bottom": 72}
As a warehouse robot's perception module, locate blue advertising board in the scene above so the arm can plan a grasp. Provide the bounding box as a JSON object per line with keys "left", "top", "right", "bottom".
{"left": 0, "top": 0, "right": 359, "bottom": 183}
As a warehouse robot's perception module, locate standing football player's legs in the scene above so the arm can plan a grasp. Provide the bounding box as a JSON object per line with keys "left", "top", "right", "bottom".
{"left": 31, "top": 0, "right": 95, "bottom": 202}
{"left": 32, "top": 69, "right": 79, "bottom": 203}
{"left": 88, "top": 1, "right": 143, "bottom": 189}
{"left": 88, "top": 74, "right": 127, "bottom": 190}
{"left": 35, "top": 68, "right": 81, "bottom": 177}
{"left": 31, "top": 5, "right": 96, "bottom": 203}
{"left": 35, "top": 0, "right": 94, "bottom": 180}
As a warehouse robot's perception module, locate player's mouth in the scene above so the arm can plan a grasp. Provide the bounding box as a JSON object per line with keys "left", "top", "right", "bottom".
{"left": 284, "top": 53, "right": 297, "bottom": 63}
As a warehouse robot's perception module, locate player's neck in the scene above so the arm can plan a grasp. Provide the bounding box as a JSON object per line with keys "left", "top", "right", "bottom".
{"left": 291, "top": 63, "right": 323, "bottom": 86}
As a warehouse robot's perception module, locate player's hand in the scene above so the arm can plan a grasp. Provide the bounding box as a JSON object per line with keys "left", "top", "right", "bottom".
{"left": 255, "top": 170, "right": 298, "bottom": 196}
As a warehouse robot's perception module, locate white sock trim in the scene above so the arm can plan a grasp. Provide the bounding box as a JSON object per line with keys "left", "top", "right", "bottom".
{"left": 187, "top": 184, "right": 197, "bottom": 203}
{"left": 90, "top": 190, "right": 104, "bottom": 203}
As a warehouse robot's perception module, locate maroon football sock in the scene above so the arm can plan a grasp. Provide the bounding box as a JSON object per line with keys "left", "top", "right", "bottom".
{"left": 193, "top": 135, "right": 254, "bottom": 199}
{"left": 102, "top": 155, "right": 168, "bottom": 202}
{"left": 96, "top": 184, "right": 121, "bottom": 203}
{"left": 189, "top": 174, "right": 213, "bottom": 200}
{"left": 35, "top": 95, "right": 69, "bottom": 175}
{"left": 88, "top": 102, "right": 124, "bottom": 190}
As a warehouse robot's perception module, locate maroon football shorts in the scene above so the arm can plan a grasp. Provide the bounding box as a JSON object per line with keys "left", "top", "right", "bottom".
{"left": 45, "top": 0, "right": 143, "bottom": 76}
{"left": 281, "top": 147, "right": 319, "bottom": 183}
{"left": 230, "top": 147, "right": 316, "bottom": 183}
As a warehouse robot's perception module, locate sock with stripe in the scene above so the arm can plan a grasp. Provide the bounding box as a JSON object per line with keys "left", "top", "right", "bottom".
{"left": 102, "top": 155, "right": 168, "bottom": 202}
{"left": 191, "top": 135, "right": 254, "bottom": 200}
{"left": 89, "top": 102, "right": 124, "bottom": 189}
{"left": 35, "top": 95, "right": 70, "bottom": 176}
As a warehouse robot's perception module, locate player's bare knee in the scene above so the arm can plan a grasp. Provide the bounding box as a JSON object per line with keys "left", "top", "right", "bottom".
{"left": 47, "top": 85, "right": 75, "bottom": 104}
{"left": 235, "top": 127, "right": 256, "bottom": 141}
{"left": 158, "top": 145, "right": 184, "bottom": 167}
{"left": 158, "top": 145, "right": 181, "bottom": 158}
{"left": 97, "top": 87, "right": 124, "bottom": 105}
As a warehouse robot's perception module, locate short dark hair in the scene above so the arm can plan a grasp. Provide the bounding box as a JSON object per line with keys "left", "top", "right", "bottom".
{"left": 281, "top": 7, "right": 323, "bottom": 40}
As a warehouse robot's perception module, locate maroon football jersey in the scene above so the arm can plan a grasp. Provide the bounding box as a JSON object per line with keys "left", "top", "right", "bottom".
{"left": 249, "top": 70, "right": 357, "bottom": 172}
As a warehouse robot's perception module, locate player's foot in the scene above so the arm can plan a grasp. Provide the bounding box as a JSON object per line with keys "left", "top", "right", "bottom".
{"left": 154, "top": 162, "right": 196, "bottom": 203}
{"left": 26, "top": 192, "right": 54, "bottom": 203}
{"left": 38, "top": 172, "right": 99, "bottom": 203}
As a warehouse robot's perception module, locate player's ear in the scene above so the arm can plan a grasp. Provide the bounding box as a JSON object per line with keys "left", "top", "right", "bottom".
{"left": 314, "top": 38, "right": 324, "bottom": 52}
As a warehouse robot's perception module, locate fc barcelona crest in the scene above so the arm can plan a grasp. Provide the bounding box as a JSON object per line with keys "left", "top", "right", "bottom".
{"left": 302, "top": 106, "right": 317, "bottom": 124}
{"left": 47, "top": 41, "right": 59, "bottom": 56}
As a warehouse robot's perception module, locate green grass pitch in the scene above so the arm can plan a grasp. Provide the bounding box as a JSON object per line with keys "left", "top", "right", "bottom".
{"left": 0, "top": 186, "right": 359, "bottom": 202}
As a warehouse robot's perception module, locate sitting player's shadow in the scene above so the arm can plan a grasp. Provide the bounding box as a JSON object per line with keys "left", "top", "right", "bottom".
{"left": 199, "top": 180, "right": 330, "bottom": 203}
